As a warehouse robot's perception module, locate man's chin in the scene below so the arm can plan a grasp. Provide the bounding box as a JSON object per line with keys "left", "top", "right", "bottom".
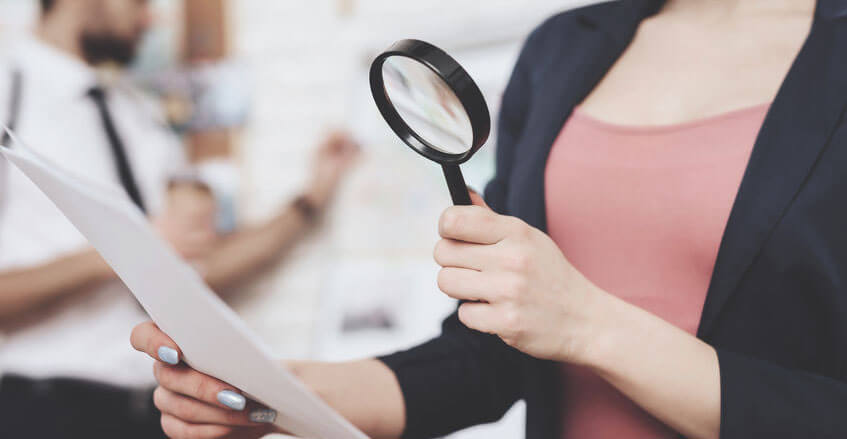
{"left": 79, "top": 35, "right": 138, "bottom": 66}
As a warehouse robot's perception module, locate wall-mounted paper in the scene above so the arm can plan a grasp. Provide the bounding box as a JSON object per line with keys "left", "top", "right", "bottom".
{"left": 0, "top": 134, "right": 368, "bottom": 439}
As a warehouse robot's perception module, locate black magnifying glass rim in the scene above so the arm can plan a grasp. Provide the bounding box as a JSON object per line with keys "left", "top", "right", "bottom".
{"left": 370, "top": 39, "right": 490, "bottom": 165}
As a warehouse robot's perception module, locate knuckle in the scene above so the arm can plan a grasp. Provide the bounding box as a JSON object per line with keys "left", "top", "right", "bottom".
{"left": 439, "top": 208, "right": 463, "bottom": 236}
{"left": 160, "top": 417, "right": 174, "bottom": 437}
{"left": 153, "top": 362, "right": 165, "bottom": 383}
{"left": 194, "top": 375, "right": 212, "bottom": 401}
{"left": 503, "top": 307, "right": 523, "bottom": 333}
{"left": 509, "top": 217, "right": 531, "bottom": 238}
{"left": 155, "top": 364, "right": 178, "bottom": 390}
{"left": 473, "top": 207, "right": 490, "bottom": 224}
{"left": 457, "top": 304, "right": 472, "bottom": 325}
{"left": 184, "top": 426, "right": 201, "bottom": 439}
{"left": 161, "top": 416, "right": 184, "bottom": 439}
{"left": 432, "top": 240, "right": 448, "bottom": 264}
{"left": 436, "top": 268, "right": 452, "bottom": 292}
{"left": 507, "top": 251, "right": 531, "bottom": 272}
{"left": 175, "top": 398, "right": 198, "bottom": 421}
{"left": 505, "top": 215, "right": 522, "bottom": 229}
{"left": 185, "top": 424, "right": 208, "bottom": 439}
{"left": 504, "top": 275, "right": 527, "bottom": 298}
{"left": 153, "top": 387, "right": 168, "bottom": 411}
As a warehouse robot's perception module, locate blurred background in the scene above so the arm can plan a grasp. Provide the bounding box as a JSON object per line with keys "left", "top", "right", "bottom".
{"left": 0, "top": 1, "right": 590, "bottom": 437}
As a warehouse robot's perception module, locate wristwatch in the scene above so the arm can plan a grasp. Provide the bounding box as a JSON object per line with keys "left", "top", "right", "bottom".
{"left": 292, "top": 195, "right": 319, "bottom": 222}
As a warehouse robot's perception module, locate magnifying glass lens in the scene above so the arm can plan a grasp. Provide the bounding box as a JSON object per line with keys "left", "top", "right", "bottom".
{"left": 371, "top": 40, "right": 491, "bottom": 206}
{"left": 382, "top": 56, "right": 473, "bottom": 156}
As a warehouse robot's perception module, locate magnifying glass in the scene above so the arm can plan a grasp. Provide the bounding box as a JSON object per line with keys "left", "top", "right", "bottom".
{"left": 370, "top": 39, "right": 491, "bottom": 206}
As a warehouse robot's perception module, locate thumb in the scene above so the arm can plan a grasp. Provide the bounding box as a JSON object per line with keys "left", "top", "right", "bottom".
{"left": 468, "top": 188, "right": 489, "bottom": 209}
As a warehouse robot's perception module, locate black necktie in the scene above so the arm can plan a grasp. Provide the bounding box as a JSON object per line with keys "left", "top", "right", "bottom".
{"left": 87, "top": 86, "right": 147, "bottom": 213}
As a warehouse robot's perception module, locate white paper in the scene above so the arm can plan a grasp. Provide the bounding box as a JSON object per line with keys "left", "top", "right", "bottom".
{"left": 0, "top": 134, "right": 368, "bottom": 439}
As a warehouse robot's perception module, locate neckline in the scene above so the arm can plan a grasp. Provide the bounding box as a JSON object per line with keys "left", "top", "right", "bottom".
{"left": 571, "top": 102, "right": 772, "bottom": 135}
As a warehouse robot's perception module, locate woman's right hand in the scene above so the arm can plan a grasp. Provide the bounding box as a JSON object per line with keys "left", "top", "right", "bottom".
{"left": 130, "top": 321, "right": 279, "bottom": 439}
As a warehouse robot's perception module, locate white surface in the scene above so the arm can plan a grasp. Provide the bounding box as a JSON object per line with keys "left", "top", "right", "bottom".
{"left": 0, "top": 138, "right": 367, "bottom": 439}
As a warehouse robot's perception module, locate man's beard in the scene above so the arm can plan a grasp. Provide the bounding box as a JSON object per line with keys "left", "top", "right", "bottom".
{"left": 79, "top": 32, "right": 138, "bottom": 66}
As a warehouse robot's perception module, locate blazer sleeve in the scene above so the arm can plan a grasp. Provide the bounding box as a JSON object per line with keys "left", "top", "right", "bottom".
{"left": 717, "top": 348, "right": 847, "bottom": 438}
{"left": 480, "top": 21, "right": 538, "bottom": 215}
{"left": 377, "top": 21, "right": 545, "bottom": 439}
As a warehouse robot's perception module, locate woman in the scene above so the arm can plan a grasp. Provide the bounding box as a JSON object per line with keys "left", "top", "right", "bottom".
{"left": 130, "top": 0, "right": 847, "bottom": 438}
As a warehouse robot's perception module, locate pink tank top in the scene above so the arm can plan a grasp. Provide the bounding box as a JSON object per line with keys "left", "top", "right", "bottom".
{"left": 545, "top": 103, "right": 770, "bottom": 438}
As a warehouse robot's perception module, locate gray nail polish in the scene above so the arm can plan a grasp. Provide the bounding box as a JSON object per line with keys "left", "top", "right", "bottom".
{"left": 249, "top": 408, "right": 277, "bottom": 423}
{"left": 217, "top": 390, "right": 246, "bottom": 411}
{"left": 157, "top": 346, "right": 179, "bottom": 365}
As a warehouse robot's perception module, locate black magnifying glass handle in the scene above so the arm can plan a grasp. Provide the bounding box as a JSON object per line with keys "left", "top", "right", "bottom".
{"left": 442, "top": 164, "right": 472, "bottom": 206}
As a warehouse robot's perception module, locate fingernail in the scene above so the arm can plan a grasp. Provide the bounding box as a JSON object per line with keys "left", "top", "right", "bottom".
{"left": 217, "top": 390, "right": 246, "bottom": 411}
{"left": 249, "top": 408, "right": 277, "bottom": 423}
{"left": 157, "top": 346, "right": 179, "bottom": 365}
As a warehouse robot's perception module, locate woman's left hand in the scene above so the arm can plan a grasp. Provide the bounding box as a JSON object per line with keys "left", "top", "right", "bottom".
{"left": 130, "top": 322, "right": 280, "bottom": 439}
{"left": 434, "top": 192, "right": 612, "bottom": 364}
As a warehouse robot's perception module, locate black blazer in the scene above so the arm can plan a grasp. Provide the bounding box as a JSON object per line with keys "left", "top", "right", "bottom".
{"left": 380, "top": 0, "right": 847, "bottom": 438}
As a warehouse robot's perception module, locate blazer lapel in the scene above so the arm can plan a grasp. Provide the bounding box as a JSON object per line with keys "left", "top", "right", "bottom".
{"left": 510, "top": 2, "right": 650, "bottom": 231}
{"left": 698, "top": 7, "right": 847, "bottom": 337}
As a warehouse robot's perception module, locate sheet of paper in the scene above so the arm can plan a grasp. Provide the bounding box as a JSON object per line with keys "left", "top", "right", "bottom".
{"left": 0, "top": 135, "right": 368, "bottom": 439}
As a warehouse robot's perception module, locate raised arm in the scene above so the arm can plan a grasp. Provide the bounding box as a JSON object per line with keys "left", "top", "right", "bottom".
{"left": 0, "top": 248, "right": 114, "bottom": 321}
{"left": 198, "top": 200, "right": 314, "bottom": 293}
{"left": 198, "top": 131, "right": 359, "bottom": 293}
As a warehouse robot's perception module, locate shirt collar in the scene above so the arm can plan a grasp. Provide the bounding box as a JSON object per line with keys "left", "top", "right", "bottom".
{"left": 12, "top": 36, "right": 99, "bottom": 101}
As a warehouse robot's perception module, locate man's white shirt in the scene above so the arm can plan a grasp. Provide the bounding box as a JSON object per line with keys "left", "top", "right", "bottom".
{"left": 0, "top": 37, "right": 187, "bottom": 387}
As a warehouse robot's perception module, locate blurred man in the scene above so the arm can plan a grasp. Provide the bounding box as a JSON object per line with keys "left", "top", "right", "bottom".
{"left": 0, "top": 0, "right": 358, "bottom": 438}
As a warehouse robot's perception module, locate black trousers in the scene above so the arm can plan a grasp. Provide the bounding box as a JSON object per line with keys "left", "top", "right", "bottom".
{"left": 0, "top": 374, "right": 165, "bottom": 439}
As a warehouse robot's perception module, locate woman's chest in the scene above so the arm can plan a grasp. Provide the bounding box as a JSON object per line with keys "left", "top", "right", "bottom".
{"left": 578, "top": 14, "right": 811, "bottom": 126}
{"left": 544, "top": 105, "right": 768, "bottom": 331}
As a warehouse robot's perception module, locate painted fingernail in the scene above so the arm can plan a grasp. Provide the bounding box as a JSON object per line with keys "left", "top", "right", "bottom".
{"left": 249, "top": 408, "right": 277, "bottom": 423}
{"left": 217, "top": 390, "right": 246, "bottom": 411}
{"left": 157, "top": 346, "right": 179, "bottom": 365}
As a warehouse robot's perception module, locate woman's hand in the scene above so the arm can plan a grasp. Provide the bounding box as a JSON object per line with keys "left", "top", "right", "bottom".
{"left": 433, "top": 192, "right": 613, "bottom": 364}
{"left": 435, "top": 194, "right": 722, "bottom": 439}
{"left": 130, "top": 321, "right": 279, "bottom": 439}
